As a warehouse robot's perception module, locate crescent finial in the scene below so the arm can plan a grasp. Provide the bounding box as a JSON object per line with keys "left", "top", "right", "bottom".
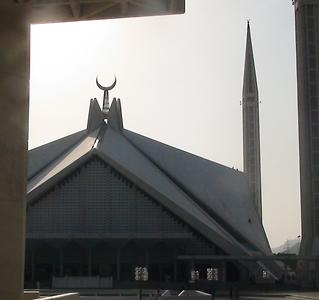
{"left": 96, "top": 75, "right": 117, "bottom": 111}
{"left": 96, "top": 75, "right": 117, "bottom": 91}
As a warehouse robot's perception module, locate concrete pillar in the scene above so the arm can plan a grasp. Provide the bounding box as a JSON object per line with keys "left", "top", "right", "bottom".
{"left": 190, "top": 260, "right": 195, "bottom": 274}
{"left": 31, "top": 248, "right": 35, "bottom": 282}
{"left": 88, "top": 246, "right": 92, "bottom": 277}
{"left": 159, "top": 264, "right": 163, "bottom": 281}
{"left": 116, "top": 249, "right": 121, "bottom": 281}
{"left": 174, "top": 260, "right": 177, "bottom": 281}
{"left": 80, "top": 264, "right": 83, "bottom": 276}
{"left": 145, "top": 249, "right": 149, "bottom": 268}
{"left": 0, "top": 2, "right": 30, "bottom": 300}
{"left": 222, "top": 261, "right": 227, "bottom": 282}
{"left": 284, "top": 262, "right": 288, "bottom": 283}
{"left": 59, "top": 248, "right": 64, "bottom": 277}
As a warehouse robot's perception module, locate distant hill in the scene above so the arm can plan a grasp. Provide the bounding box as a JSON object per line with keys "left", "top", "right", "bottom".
{"left": 272, "top": 239, "right": 300, "bottom": 254}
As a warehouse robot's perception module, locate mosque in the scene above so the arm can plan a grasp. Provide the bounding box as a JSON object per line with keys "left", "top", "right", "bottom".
{"left": 24, "top": 23, "right": 283, "bottom": 288}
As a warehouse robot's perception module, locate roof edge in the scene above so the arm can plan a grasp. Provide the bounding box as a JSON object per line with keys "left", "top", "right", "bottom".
{"left": 28, "top": 129, "right": 88, "bottom": 180}
{"left": 27, "top": 151, "right": 94, "bottom": 206}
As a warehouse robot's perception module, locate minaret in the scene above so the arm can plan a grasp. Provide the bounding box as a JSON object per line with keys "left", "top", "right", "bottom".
{"left": 242, "top": 21, "right": 262, "bottom": 220}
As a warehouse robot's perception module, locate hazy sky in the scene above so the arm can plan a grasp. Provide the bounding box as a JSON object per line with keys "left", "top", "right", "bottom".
{"left": 29, "top": 0, "right": 299, "bottom": 248}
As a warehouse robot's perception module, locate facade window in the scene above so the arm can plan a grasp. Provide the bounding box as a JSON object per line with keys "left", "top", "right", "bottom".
{"left": 312, "top": 125, "right": 319, "bottom": 137}
{"left": 314, "top": 166, "right": 319, "bottom": 177}
{"left": 314, "top": 152, "right": 319, "bottom": 165}
{"left": 310, "top": 70, "right": 317, "bottom": 82}
{"left": 312, "top": 111, "right": 319, "bottom": 123}
{"left": 310, "top": 85, "right": 317, "bottom": 97}
{"left": 308, "top": 44, "right": 316, "bottom": 55}
{"left": 307, "top": 18, "right": 315, "bottom": 30}
{"left": 313, "top": 139, "right": 319, "bottom": 151}
{"left": 313, "top": 180, "right": 319, "bottom": 193}
{"left": 311, "top": 97, "right": 318, "bottom": 109}
{"left": 308, "top": 30, "right": 315, "bottom": 42}
{"left": 307, "top": 5, "right": 314, "bottom": 17}
{"left": 309, "top": 57, "right": 316, "bottom": 67}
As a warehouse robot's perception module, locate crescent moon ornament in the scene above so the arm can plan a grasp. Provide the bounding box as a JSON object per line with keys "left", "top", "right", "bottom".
{"left": 96, "top": 75, "right": 117, "bottom": 111}
{"left": 96, "top": 76, "right": 117, "bottom": 91}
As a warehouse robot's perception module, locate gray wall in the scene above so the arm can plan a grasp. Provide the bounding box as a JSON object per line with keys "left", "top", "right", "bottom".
{"left": 27, "top": 156, "right": 191, "bottom": 237}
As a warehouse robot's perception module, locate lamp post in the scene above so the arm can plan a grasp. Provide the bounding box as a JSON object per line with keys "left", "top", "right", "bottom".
{"left": 207, "top": 267, "right": 218, "bottom": 300}
{"left": 190, "top": 269, "right": 200, "bottom": 290}
{"left": 135, "top": 266, "right": 148, "bottom": 300}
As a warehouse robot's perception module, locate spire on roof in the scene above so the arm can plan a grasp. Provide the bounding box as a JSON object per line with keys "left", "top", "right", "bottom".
{"left": 242, "top": 21, "right": 258, "bottom": 99}
{"left": 108, "top": 98, "right": 123, "bottom": 131}
{"left": 87, "top": 98, "right": 106, "bottom": 132}
{"left": 96, "top": 75, "right": 117, "bottom": 112}
{"left": 87, "top": 76, "right": 123, "bottom": 132}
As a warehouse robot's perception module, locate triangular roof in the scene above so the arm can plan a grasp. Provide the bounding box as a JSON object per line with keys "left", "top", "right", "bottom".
{"left": 27, "top": 98, "right": 282, "bottom": 279}
{"left": 28, "top": 130, "right": 87, "bottom": 179}
{"left": 28, "top": 129, "right": 99, "bottom": 195}
{"left": 123, "top": 129, "right": 270, "bottom": 254}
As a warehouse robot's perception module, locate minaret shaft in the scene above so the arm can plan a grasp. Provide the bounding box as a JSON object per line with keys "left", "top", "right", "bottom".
{"left": 242, "top": 22, "right": 262, "bottom": 219}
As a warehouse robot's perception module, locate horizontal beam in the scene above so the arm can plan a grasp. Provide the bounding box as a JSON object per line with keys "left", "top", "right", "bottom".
{"left": 177, "top": 255, "right": 319, "bottom": 261}
{"left": 26, "top": 233, "right": 193, "bottom": 239}
{"left": 27, "top": 0, "right": 185, "bottom": 24}
{"left": 31, "top": 0, "right": 115, "bottom": 7}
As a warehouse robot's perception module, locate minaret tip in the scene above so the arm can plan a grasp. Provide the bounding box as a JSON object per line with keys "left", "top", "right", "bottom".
{"left": 243, "top": 20, "right": 258, "bottom": 98}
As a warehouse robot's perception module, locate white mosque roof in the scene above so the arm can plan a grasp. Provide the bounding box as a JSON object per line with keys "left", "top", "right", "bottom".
{"left": 27, "top": 97, "right": 282, "bottom": 279}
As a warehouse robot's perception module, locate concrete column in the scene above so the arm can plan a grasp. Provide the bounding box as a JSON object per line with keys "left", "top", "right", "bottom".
{"left": 31, "top": 248, "right": 35, "bottom": 282}
{"left": 59, "top": 248, "right": 64, "bottom": 277}
{"left": 190, "top": 260, "right": 195, "bottom": 273}
{"left": 80, "top": 264, "right": 83, "bottom": 276}
{"left": 174, "top": 260, "right": 177, "bottom": 281}
{"left": 145, "top": 249, "right": 149, "bottom": 268}
{"left": 173, "top": 249, "right": 177, "bottom": 281}
{"left": 159, "top": 264, "right": 163, "bottom": 281}
{"left": 284, "top": 263, "right": 288, "bottom": 283}
{"left": 88, "top": 246, "right": 92, "bottom": 277}
{"left": 222, "top": 261, "right": 227, "bottom": 282}
{"left": 0, "top": 2, "right": 30, "bottom": 300}
{"left": 116, "top": 249, "right": 121, "bottom": 281}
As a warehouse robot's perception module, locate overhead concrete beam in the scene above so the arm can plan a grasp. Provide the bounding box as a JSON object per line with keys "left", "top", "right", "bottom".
{"left": 29, "top": 0, "right": 185, "bottom": 24}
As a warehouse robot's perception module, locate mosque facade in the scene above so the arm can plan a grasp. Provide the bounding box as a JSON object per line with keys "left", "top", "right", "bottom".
{"left": 24, "top": 24, "right": 282, "bottom": 289}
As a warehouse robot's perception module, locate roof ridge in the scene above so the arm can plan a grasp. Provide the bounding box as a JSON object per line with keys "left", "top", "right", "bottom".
{"left": 28, "top": 130, "right": 87, "bottom": 181}
{"left": 123, "top": 129, "right": 243, "bottom": 174}
{"left": 27, "top": 129, "right": 100, "bottom": 199}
